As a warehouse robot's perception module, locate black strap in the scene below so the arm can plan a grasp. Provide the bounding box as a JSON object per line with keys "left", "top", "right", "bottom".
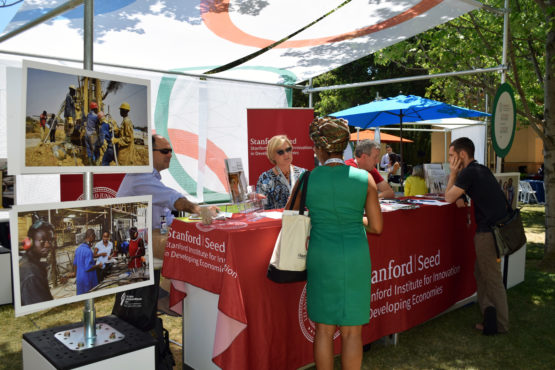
{"left": 287, "top": 171, "right": 310, "bottom": 215}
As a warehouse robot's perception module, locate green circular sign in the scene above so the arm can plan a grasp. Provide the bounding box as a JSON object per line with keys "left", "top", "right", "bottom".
{"left": 491, "top": 83, "right": 517, "bottom": 158}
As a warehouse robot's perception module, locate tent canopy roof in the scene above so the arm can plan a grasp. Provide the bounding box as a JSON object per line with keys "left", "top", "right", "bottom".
{"left": 0, "top": 0, "right": 483, "bottom": 84}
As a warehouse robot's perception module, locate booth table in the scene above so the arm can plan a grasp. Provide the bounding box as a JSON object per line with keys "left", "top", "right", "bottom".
{"left": 163, "top": 203, "right": 480, "bottom": 369}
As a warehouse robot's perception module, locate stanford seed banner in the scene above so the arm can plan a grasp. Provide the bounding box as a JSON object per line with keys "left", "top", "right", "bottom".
{"left": 247, "top": 108, "right": 315, "bottom": 186}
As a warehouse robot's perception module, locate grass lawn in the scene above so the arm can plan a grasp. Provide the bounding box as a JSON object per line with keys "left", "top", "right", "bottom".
{"left": 1, "top": 205, "right": 552, "bottom": 369}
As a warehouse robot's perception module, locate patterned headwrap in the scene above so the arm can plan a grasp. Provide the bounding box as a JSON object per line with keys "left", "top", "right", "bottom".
{"left": 309, "top": 116, "right": 350, "bottom": 153}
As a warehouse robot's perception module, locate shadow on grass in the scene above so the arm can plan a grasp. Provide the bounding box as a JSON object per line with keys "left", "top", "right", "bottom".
{"left": 520, "top": 205, "right": 545, "bottom": 229}
{"left": 0, "top": 347, "right": 21, "bottom": 370}
{"left": 526, "top": 242, "right": 545, "bottom": 261}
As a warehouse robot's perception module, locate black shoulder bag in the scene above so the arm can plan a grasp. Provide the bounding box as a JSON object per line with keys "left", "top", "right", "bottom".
{"left": 491, "top": 195, "right": 527, "bottom": 258}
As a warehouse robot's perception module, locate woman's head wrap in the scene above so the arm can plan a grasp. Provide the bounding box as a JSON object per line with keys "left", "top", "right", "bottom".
{"left": 309, "top": 116, "right": 350, "bottom": 153}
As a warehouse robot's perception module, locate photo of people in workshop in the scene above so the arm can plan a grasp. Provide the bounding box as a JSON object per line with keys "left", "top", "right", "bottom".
{"left": 21, "top": 61, "right": 151, "bottom": 173}
{"left": 11, "top": 196, "right": 152, "bottom": 316}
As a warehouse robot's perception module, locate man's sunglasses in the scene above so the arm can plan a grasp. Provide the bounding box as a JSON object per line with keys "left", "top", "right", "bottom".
{"left": 276, "top": 147, "right": 292, "bottom": 156}
{"left": 153, "top": 148, "right": 173, "bottom": 155}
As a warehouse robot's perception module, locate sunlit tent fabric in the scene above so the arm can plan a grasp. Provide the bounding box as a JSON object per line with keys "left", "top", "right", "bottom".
{"left": 0, "top": 0, "right": 483, "bottom": 84}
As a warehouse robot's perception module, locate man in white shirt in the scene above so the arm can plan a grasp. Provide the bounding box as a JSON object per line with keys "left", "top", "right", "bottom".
{"left": 380, "top": 144, "right": 393, "bottom": 170}
{"left": 93, "top": 231, "right": 113, "bottom": 282}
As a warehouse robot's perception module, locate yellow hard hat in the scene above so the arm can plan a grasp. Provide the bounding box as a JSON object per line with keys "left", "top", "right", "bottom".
{"left": 67, "top": 117, "right": 73, "bottom": 123}
{"left": 120, "top": 102, "right": 130, "bottom": 111}
{"left": 69, "top": 85, "right": 76, "bottom": 90}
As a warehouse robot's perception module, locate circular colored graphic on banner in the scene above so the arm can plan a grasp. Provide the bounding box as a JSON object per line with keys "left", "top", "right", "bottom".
{"left": 298, "top": 284, "right": 340, "bottom": 343}
{"left": 195, "top": 223, "right": 216, "bottom": 233}
{"left": 201, "top": 0, "right": 442, "bottom": 48}
{"left": 491, "top": 83, "right": 517, "bottom": 158}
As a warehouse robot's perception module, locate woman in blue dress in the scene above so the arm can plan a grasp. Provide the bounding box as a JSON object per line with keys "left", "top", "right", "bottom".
{"left": 256, "top": 135, "right": 306, "bottom": 209}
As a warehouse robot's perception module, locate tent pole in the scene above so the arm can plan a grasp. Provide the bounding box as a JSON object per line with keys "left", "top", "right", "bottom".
{"left": 82, "top": 0, "right": 96, "bottom": 347}
{"left": 485, "top": 93, "right": 489, "bottom": 166}
{"left": 444, "top": 130, "right": 447, "bottom": 163}
{"left": 303, "top": 67, "right": 507, "bottom": 94}
{"left": 84, "top": 0, "right": 93, "bottom": 71}
{"left": 496, "top": 0, "right": 509, "bottom": 174}
{"left": 308, "top": 78, "right": 313, "bottom": 108}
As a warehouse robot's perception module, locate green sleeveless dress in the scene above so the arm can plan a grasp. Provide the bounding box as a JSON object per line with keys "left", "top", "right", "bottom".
{"left": 305, "top": 164, "right": 371, "bottom": 325}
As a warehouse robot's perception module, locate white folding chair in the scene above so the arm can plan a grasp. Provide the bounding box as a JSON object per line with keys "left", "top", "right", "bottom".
{"left": 518, "top": 181, "right": 527, "bottom": 203}
{"left": 520, "top": 181, "right": 538, "bottom": 204}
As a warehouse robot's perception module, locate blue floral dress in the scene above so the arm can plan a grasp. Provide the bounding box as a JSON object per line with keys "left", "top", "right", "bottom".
{"left": 256, "top": 165, "right": 306, "bottom": 210}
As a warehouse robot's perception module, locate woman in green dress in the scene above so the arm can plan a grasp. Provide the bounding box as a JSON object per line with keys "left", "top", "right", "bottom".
{"left": 287, "top": 116, "right": 382, "bottom": 369}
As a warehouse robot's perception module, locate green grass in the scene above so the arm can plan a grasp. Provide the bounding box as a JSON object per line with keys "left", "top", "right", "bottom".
{"left": 1, "top": 205, "right": 550, "bottom": 369}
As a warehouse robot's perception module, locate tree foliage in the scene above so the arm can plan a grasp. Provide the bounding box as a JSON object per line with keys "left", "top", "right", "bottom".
{"left": 295, "top": 0, "right": 554, "bottom": 259}
{"left": 373, "top": 0, "right": 554, "bottom": 259}
{"left": 292, "top": 54, "right": 433, "bottom": 164}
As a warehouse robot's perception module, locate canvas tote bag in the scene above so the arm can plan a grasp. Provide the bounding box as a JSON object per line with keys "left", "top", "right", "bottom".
{"left": 267, "top": 171, "right": 310, "bottom": 283}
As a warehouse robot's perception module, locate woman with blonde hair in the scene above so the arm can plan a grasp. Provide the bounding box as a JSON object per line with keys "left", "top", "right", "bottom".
{"left": 256, "top": 135, "right": 306, "bottom": 209}
{"left": 287, "top": 117, "right": 382, "bottom": 370}
{"left": 404, "top": 164, "right": 428, "bottom": 196}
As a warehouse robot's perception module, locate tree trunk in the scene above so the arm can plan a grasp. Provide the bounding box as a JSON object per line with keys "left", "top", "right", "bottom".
{"left": 542, "top": 6, "right": 555, "bottom": 266}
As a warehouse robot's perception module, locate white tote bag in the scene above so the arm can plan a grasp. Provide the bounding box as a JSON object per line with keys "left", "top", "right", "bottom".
{"left": 267, "top": 171, "right": 311, "bottom": 283}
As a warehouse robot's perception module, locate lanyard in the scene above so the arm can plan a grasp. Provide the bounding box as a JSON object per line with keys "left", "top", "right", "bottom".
{"left": 324, "top": 158, "right": 345, "bottom": 166}
{"left": 276, "top": 165, "right": 296, "bottom": 192}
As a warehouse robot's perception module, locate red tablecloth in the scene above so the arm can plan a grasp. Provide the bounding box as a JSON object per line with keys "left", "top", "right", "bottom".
{"left": 163, "top": 204, "right": 476, "bottom": 369}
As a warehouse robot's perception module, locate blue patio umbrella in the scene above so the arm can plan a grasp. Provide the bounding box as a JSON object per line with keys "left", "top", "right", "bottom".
{"left": 331, "top": 95, "right": 490, "bottom": 176}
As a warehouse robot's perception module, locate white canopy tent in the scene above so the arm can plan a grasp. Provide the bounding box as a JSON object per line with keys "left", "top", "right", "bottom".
{"left": 0, "top": 0, "right": 487, "bottom": 204}
{"left": 0, "top": 0, "right": 483, "bottom": 84}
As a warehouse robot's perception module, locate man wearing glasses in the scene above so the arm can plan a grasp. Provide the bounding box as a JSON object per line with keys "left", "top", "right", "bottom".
{"left": 346, "top": 140, "right": 395, "bottom": 199}
{"left": 117, "top": 134, "right": 206, "bottom": 316}
{"left": 117, "top": 134, "right": 201, "bottom": 230}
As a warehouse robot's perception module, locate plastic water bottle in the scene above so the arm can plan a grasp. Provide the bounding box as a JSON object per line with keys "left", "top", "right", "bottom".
{"left": 160, "top": 215, "right": 167, "bottom": 234}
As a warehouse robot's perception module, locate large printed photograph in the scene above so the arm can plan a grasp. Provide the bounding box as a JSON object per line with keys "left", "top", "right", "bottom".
{"left": 493, "top": 172, "right": 520, "bottom": 210}
{"left": 10, "top": 196, "right": 153, "bottom": 316}
{"left": 20, "top": 60, "right": 152, "bottom": 174}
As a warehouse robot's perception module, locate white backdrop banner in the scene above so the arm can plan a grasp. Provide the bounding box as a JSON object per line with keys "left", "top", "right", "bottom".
{"left": 2, "top": 58, "right": 288, "bottom": 204}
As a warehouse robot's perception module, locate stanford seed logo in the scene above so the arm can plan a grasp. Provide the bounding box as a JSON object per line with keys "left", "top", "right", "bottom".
{"left": 77, "top": 186, "right": 117, "bottom": 200}
{"left": 298, "top": 284, "right": 340, "bottom": 342}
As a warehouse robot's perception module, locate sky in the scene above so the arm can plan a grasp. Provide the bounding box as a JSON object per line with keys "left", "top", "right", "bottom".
{"left": 25, "top": 67, "right": 149, "bottom": 127}
{"left": 0, "top": 1, "right": 23, "bottom": 35}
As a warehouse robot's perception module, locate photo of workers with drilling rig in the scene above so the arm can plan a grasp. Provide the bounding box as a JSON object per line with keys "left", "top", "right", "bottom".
{"left": 23, "top": 64, "right": 150, "bottom": 169}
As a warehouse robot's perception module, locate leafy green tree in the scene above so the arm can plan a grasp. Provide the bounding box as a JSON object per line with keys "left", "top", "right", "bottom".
{"left": 292, "top": 54, "right": 434, "bottom": 164}
{"left": 373, "top": 0, "right": 554, "bottom": 263}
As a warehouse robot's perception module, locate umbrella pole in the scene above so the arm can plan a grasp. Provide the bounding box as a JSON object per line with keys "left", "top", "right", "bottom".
{"left": 399, "top": 114, "right": 403, "bottom": 179}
